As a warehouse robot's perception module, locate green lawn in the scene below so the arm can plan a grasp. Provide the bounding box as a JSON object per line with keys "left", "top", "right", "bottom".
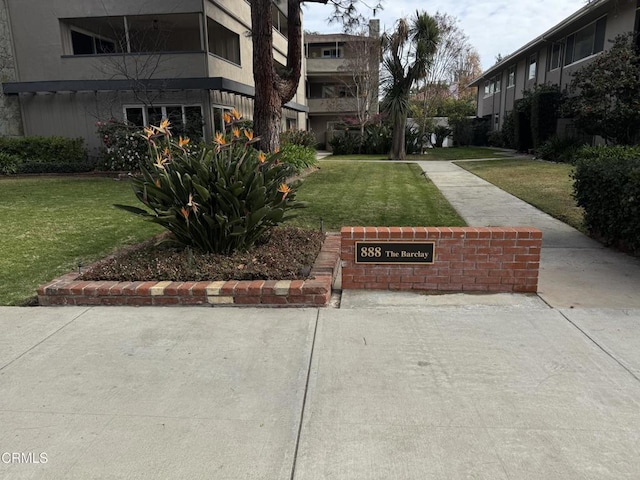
{"left": 287, "top": 161, "right": 466, "bottom": 231}
{"left": 1, "top": 165, "right": 465, "bottom": 305}
{"left": 0, "top": 177, "right": 162, "bottom": 305}
{"left": 456, "top": 159, "right": 585, "bottom": 232}
{"left": 324, "top": 147, "right": 507, "bottom": 162}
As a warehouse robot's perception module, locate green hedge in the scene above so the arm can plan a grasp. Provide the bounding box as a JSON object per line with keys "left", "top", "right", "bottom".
{"left": 573, "top": 146, "right": 640, "bottom": 253}
{"left": 0, "top": 136, "right": 92, "bottom": 174}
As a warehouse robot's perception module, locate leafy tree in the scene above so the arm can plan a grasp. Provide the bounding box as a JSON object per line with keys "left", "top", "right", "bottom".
{"left": 566, "top": 33, "right": 640, "bottom": 145}
{"left": 335, "top": 22, "right": 382, "bottom": 142}
{"left": 250, "top": 0, "right": 382, "bottom": 152}
{"left": 410, "top": 13, "right": 478, "bottom": 148}
{"left": 382, "top": 12, "right": 439, "bottom": 160}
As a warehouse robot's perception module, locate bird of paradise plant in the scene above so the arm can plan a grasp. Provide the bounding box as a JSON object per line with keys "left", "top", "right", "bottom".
{"left": 114, "top": 116, "right": 305, "bottom": 254}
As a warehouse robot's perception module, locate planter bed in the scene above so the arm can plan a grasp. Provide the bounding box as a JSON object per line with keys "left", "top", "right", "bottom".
{"left": 37, "top": 234, "right": 340, "bottom": 307}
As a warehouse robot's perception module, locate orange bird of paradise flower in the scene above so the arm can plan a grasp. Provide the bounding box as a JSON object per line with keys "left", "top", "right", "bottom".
{"left": 244, "top": 130, "right": 254, "bottom": 141}
{"left": 257, "top": 152, "right": 266, "bottom": 163}
{"left": 214, "top": 132, "right": 226, "bottom": 145}
{"left": 278, "top": 183, "right": 292, "bottom": 199}
{"left": 179, "top": 136, "right": 190, "bottom": 148}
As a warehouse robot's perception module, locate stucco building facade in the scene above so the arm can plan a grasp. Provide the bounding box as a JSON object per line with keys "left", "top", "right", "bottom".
{"left": 0, "top": 0, "right": 307, "bottom": 153}
{"left": 470, "top": 0, "right": 640, "bottom": 136}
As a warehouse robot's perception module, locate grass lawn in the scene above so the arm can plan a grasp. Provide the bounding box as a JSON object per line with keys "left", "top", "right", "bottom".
{"left": 1, "top": 164, "right": 465, "bottom": 305}
{"left": 0, "top": 177, "right": 162, "bottom": 305}
{"left": 324, "top": 147, "right": 507, "bottom": 162}
{"left": 287, "top": 161, "right": 466, "bottom": 231}
{"left": 456, "top": 159, "right": 585, "bottom": 233}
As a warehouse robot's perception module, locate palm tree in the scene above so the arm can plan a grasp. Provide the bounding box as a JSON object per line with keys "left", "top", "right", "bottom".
{"left": 382, "top": 12, "right": 439, "bottom": 160}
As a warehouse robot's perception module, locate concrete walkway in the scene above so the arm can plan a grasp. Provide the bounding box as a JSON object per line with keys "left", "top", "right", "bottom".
{"left": 2, "top": 305, "right": 640, "bottom": 479}
{"left": 417, "top": 160, "right": 640, "bottom": 308}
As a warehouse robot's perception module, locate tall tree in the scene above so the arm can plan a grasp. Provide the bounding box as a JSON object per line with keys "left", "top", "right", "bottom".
{"left": 382, "top": 12, "right": 439, "bottom": 160}
{"left": 250, "top": 0, "right": 382, "bottom": 152}
{"left": 411, "top": 13, "right": 479, "bottom": 146}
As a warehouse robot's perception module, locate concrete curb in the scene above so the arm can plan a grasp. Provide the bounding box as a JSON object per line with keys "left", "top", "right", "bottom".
{"left": 37, "top": 234, "right": 341, "bottom": 307}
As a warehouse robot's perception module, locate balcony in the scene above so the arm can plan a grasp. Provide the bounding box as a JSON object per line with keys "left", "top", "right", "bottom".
{"left": 306, "top": 57, "right": 350, "bottom": 74}
{"left": 307, "top": 97, "right": 360, "bottom": 114}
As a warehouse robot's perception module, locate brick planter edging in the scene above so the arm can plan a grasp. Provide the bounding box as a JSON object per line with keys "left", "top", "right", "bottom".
{"left": 341, "top": 227, "right": 542, "bottom": 293}
{"left": 38, "top": 234, "right": 340, "bottom": 307}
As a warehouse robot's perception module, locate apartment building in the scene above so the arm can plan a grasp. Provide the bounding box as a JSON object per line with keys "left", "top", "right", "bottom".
{"left": 470, "top": 0, "right": 639, "bottom": 135}
{"left": 0, "top": 0, "right": 307, "bottom": 152}
{"left": 0, "top": 0, "right": 21, "bottom": 136}
{"left": 305, "top": 19, "right": 380, "bottom": 148}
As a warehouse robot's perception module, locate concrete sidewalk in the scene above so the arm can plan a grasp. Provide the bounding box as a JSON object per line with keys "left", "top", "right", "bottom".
{"left": 418, "top": 160, "right": 640, "bottom": 309}
{"left": 2, "top": 305, "right": 640, "bottom": 479}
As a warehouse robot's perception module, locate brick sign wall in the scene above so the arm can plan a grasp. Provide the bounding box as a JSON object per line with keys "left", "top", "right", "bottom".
{"left": 341, "top": 227, "right": 542, "bottom": 293}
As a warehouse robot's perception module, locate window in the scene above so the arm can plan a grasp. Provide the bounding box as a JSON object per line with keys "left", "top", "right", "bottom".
{"left": 528, "top": 55, "right": 537, "bottom": 80}
{"left": 271, "top": 4, "right": 288, "bottom": 36}
{"left": 63, "top": 14, "right": 201, "bottom": 55}
{"left": 212, "top": 105, "right": 233, "bottom": 133}
{"left": 125, "top": 105, "right": 204, "bottom": 140}
{"left": 70, "top": 29, "right": 115, "bottom": 55}
{"left": 322, "top": 48, "right": 343, "bottom": 58}
{"left": 484, "top": 76, "right": 501, "bottom": 96}
{"left": 507, "top": 65, "right": 516, "bottom": 88}
{"left": 127, "top": 14, "right": 201, "bottom": 53}
{"left": 564, "top": 17, "right": 606, "bottom": 66}
{"left": 549, "top": 43, "right": 562, "bottom": 70}
{"left": 494, "top": 113, "right": 500, "bottom": 129}
{"left": 321, "top": 84, "right": 349, "bottom": 98}
{"left": 286, "top": 118, "right": 297, "bottom": 130}
{"left": 207, "top": 18, "right": 241, "bottom": 65}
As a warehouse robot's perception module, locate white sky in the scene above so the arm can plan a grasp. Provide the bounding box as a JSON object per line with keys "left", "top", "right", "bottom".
{"left": 302, "top": 0, "right": 588, "bottom": 71}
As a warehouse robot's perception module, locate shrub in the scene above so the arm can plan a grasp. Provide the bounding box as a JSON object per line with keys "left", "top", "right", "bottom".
{"left": 501, "top": 111, "right": 516, "bottom": 149}
{"left": 97, "top": 120, "right": 148, "bottom": 172}
{"left": 0, "top": 152, "right": 20, "bottom": 175}
{"left": 530, "top": 86, "right": 562, "bottom": 149}
{"left": 405, "top": 125, "right": 426, "bottom": 154}
{"left": 278, "top": 143, "right": 318, "bottom": 172}
{"left": 362, "top": 123, "right": 392, "bottom": 154}
{"left": 536, "top": 136, "right": 584, "bottom": 164}
{"left": 487, "top": 130, "right": 504, "bottom": 148}
{"left": 566, "top": 34, "right": 640, "bottom": 145}
{"left": 328, "top": 132, "right": 362, "bottom": 155}
{"left": 448, "top": 118, "right": 490, "bottom": 147}
{"left": 115, "top": 114, "right": 305, "bottom": 254}
{"left": 0, "top": 136, "right": 91, "bottom": 174}
{"left": 471, "top": 118, "right": 491, "bottom": 146}
{"left": 433, "top": 125, "right": 452, "bottom": 148}
{"left": 573, "top": 145, "right": 640, "bottom": 253}
{"left": 280, "top": 129, "right": 317, "bottom": 148}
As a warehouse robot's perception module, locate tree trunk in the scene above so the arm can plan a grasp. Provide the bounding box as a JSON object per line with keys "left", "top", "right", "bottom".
{"left": 251, "top": 0, "right": 279, "bottom": 152}
{"left": 251, "top": 0, "right": 310, "bottom": 152}
{"left": 389, "top": 112, "right": 407, "bottom": 160}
